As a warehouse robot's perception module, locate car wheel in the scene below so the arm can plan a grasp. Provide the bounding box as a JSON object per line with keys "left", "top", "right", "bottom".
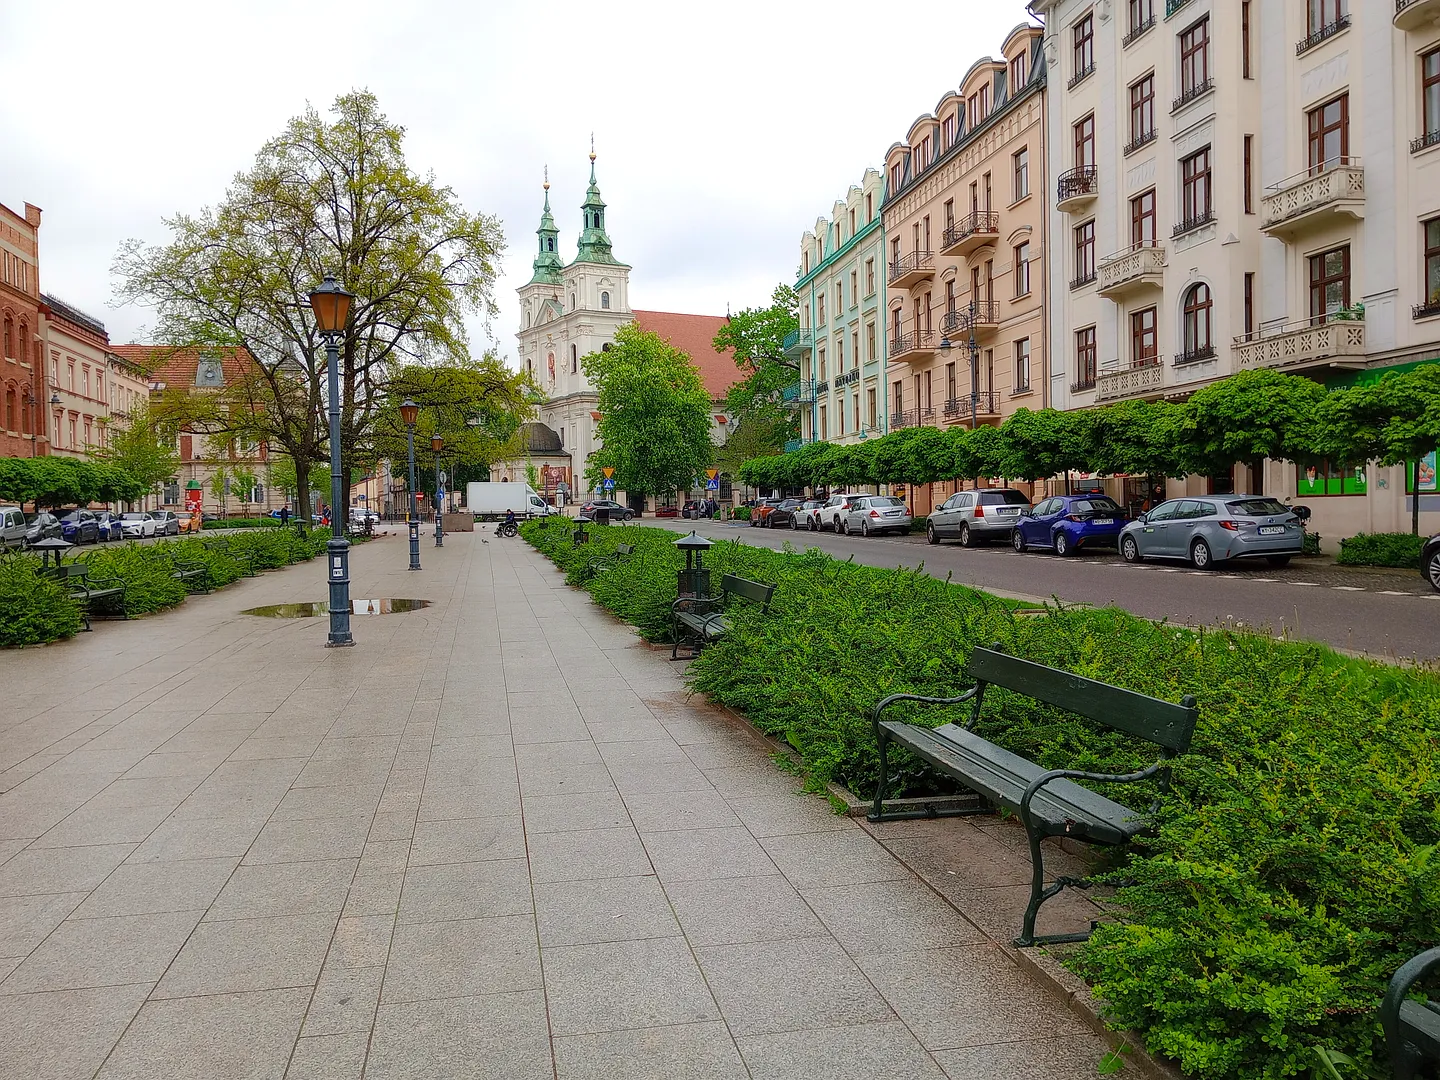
{"left": 1011, "top": 529, "right": 1026, "bottom": 554}
{"left": 959, "top": 523, "right": 974, "bottom": 548}
{"left": 1054, "top": 532, "right": 1070, "bottom": 557}
{"left": 1428, "top": 549, "right": 1440, "bottom": 593}
{"left": 1266, "top": 555, "right": 1291, "bottom": 568}
{"left": 838, "top": 518, "right": 848, "bottom": 536}
{"left": 1121, "top": 535, "right": 1141, "bottom": 563}
{"left": 926, "top": 522, "right": 939, "bottom": 546}
{"left": 790, "top": 515, "right": 799, "bottom": 530}
{"left": 1190, "top": 538, "right": 1213, "bottom": 570}
{"left": 861, "top": 520, "right": 871, "bottom": 538}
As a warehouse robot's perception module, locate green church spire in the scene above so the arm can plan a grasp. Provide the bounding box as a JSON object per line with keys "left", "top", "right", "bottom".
{"left": 528, "top": 167, "right": 564, "bottom": 286}
{"left": 572, "top": 140, "right": 621, "bottom": 267}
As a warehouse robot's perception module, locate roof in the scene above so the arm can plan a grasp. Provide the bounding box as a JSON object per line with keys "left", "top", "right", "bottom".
{"left": 631, "top": 310, "right": 741, "bottom": 401}
{"left": 519, "top": 422, "right": 565, "bottom": 454}
{"left": 41, "top": 294, "right": 107, "bottom": 339}
{"left": 111, "top": 345, "right": 257, "bottom": 387}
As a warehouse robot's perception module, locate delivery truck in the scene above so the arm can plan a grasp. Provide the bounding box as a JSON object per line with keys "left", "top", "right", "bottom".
{"left": 466, "top": 482, "right": 554, "bottom": 520}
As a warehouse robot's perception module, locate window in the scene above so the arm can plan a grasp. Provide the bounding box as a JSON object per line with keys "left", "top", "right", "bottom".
{"left": 1307, "top": 0, "right": 1345, "bottom": 35}
{"left": 836, "top": 283, "right": 843, "bottom": 314}
{"left": 1309, "top": 246, "right": 1351, "bottom": 321}
{"left": 923, "top": 214, "right": 931, "bottom": 251}
{"left": 922, "top": 291, "right": 932, "bottom": 332}
{"left": 818, "top": 406, "right": 827, "bottom": 441}
{"left": 1131, "top": 307, "right": 1158, "bottom": 364}
{"left": 1074, "top": 114, "right": 1095, "bottom": 168}
{"left": 1307, "top": 95, "right": 1349, "bottom": 172}
{"left": 1129, "top": 0, "right": 1154, "bottom": 33}
{"left": 1014, "top": 339, "right": 1031, "bottom": 392}
{"left": 1131, "top": 189, "right": 1157, "bottom": 245}
{"left": 892, "top": 309, "right": 901, "bottom": 342}
{"left": 1179, "top": 17, "right": 1210, "bottom": 98}
{"left": 1075, "top": 220, "right": 1096, "bottom": 284}
{"left": 818, "top": 347, "right": 827, "bottom": 380}
{"left": 1073, "top": 14, "right": 1094, "bottom": 79}
{"left": 867, "top": 388, "right": 876, "bottom": 428}
{"left": 891, "top": 236, "right": 901, "bottom": 265}
{"left": 1180, "top": 147, "right": 1212, "bottom": 225}
{"left": 983, "top": 173, "right": 992, "bottom": 211}
{"left": 83, "top": 419, "right": 92, "bottom": 446}
{"left": 1425, "top": 49, "right": 1440, "bottom": 144}
{"left": 946, "top": 362, "right": 957, "bottom": 400}
{"left": 865, "top": 192, "right": 873, "bottom": 221}
{"left": 836, "top": 334, "right": 845, "bottom": 371}
{"left": 1011, "top": 51, "right": 1027, "bottom": 91}
{"left": 890, "top": 161, "right": 904, "bottom": 193}
{"left": 1244, "top": 135, "right": 1254, "bottom": 214}
{"left": 1242, "top": 1, "right": 1251, "bottom": 78}
{"left": 1012, "top": 148, "right": 1029, "bottom": 200}
{"left": 1129, "top": 74, "right": 1155, "bottom": 149}
{"left": 69, "top": 417, "right": 77, "bottom": 447}
{"left": 818, "top": 294, "right": 826, "bottom": 326}
{"left": 1, "top": 316, "right": 10, "bottom": 358}
{"left": 849, "top": 209, "right": 856, "bottom": 234}
{"left": 1244, "top": 272, "right": 1255, "bottom": 335}
{"left": 852, "top": 330, "right": 859, "bottom": 368}
{"left": 600, "top": 290, "right": 610, "bottom": 309}
{"left": 865, "top": 259, "right": 875, "bottom": 295}
{"left": 892, "top": 380, "right": 902, "bottom": 417}
{"left": 570, "top": 344, "right": 578, "bottom": 373}
{"left": 1299, "top": 459, "right": 1368, "bottom": 497}
{"left": 943, "top": 113, "right": 958, "bottom": 150}
{"left": 67, "top": 362, "right": 74, "bottom": 390}
{"left": 1076, "top": 327, "right": 1098, "bottom": 387}
{"left": 1013, "top": 243, "right": 1031, "bottom": 296}
{"left": 970, "top": 181, "right": 979, "bottom": 214}
{"left": 946, "top": 280, "right": 957, "bottom": 315}
{"left": 850, "top": 270, "right": 858, "bottom": 304}
{"left": 1181, "top": 283, "right": 1213, "bottom": 359}
{"left": 866, "top": 323, "right": 876, "bottom": 362}
{"left": 1422, "top": 218, "right": 1440, "bottom": 315}
{"left": 82, "top": 367, "right": 90, "bottom": 397}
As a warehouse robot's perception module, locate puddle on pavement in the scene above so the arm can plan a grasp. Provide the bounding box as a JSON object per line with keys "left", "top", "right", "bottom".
{"left": 242, "top": 599, "right": 432, "bottom": 618}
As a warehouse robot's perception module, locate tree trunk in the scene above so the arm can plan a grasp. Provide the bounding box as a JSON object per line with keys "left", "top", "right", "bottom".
{"left": 295, "top": 458, "right": 312, "bottom": 523}
{"left": 1414, "top": 461, "right": 1422, "bottom": 536}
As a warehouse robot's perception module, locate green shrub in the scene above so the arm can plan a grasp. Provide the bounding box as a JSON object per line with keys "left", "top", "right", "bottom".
{"left": 910, "top": 515, "right": 928, "bottom": 533}
{"left": 521, "top": 516, "right": 1440, "bottom": 1079}
{"left": 202, "top": 517, "right": 282, "bottom": 530}
{"left": 1335, "top": 532, "right": 1424, "bottom": 568}
{"left": 1302, "top": 530, "right": 1322, "bottom": 557}
{"left": 79, "top": 544, "right": 187, "bottom": 615}
{"left": 730, "top": 506, "right": 752, "bottom": 521}
{"left": 0, "top": 558, "right": 83, "bottom": 646}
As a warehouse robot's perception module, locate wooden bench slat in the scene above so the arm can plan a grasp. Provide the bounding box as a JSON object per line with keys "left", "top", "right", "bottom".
{"left": 1401, "top": 1000, "right": 1440, "bottom": 1056}
{"left": 718, "top": 573, "right": 775, "bottom": 608}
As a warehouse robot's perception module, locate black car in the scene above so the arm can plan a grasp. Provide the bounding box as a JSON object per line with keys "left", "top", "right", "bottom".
{"left": 1424, "top": 532, "right": 1440, "bottom": 593}
{"left": 764, "top": 499, "right": 807, "bottom": 528}
{"left": 23, "top": 511, "right": 61, "bottom": 546}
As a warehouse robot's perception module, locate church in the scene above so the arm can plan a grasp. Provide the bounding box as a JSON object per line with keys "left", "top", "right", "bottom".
{"left": 495, "top": 150, "right": 739, "bottom": 508}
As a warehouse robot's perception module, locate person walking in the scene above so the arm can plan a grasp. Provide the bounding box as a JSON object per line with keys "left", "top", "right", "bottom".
{"left": 279, "top": 505, "right": 290, "bottom": 527}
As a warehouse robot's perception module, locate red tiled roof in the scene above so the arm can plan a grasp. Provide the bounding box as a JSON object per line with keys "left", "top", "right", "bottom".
{"left": 111, "top": 345, "right": 257, "bottom": 386}
{"left": 631, "top": 311, "right": 743, "bottom": 401}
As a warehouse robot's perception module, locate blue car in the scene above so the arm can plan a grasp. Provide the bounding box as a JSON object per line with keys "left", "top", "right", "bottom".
{"left": 58, "top": 509, "right": 101, "bottom": 545}
{"left": 91, "top": 511, "right": 125, "bottom": 542}
{"left": 1010, "top": 494, "right": 1127, "bottom": 556}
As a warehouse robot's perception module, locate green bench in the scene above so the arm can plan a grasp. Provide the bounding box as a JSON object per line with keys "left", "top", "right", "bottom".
{"left": 870, "top": 644, "right": 1198, "bottom": 947}
{"left": 670, "top": 573, "right": 776, "bottom": 660}
{"left": 583, "top": 543, "right": 634, "bottom": 580}
{"left": 1384, "top": 947, "right": 1440, "bottom": 1079}
{"left": 161, "top": 550, "right": 212, "bottom": 593}
{"left": 41, "top": 562, "right": 126, "bottom": 631}
{"left": 207, "top": 538, "right": 257, "bottom": 577}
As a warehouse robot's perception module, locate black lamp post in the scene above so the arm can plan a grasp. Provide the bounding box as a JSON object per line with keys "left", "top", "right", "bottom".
{"left": 673, "top": 531, "right": 713, "bottom": 599}
{"left": 399, "top": 398, "right": 421, "bottom": 570}
{"left": 308, "top": 274, "right": 357, "bottom": 648}
{"left": 431, "top": 432, "right": 444, "bottom": 548}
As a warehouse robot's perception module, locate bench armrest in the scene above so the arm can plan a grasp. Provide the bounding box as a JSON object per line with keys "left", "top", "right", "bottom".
{"left": 671, "top": 596, "right": 719, "bottom": 616}
{"left": 1017, "top": 761, "right": 1164, "bottom": 835}
{"left": 871, "top": 689, "right": 979, "bottom": 748}
{"left": 1382, "top": 947, "right": 1440, "bottom": 1054}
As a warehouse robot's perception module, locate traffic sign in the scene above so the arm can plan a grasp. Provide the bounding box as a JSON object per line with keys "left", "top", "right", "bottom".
{"left": 706, "top": 478, "right": 719, "bottom": 490}
{"left": 602, "top": 467, "right": 615, "bottom": 479}
{"left": 705, "top": 469, "right": 719, "bottom": 480}
{"left": 603, "top": 479, "right": 616, "bottom": 491}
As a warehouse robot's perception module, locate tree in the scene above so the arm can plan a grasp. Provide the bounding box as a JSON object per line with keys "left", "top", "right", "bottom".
{"left": 582, "top": 324, "right": 713, "bottom": 501}
{"left": 230, "top": 467, "right": 259, "bottom": 516}
{"left": 115, "top": 90, "right": 505, "bottom": 530}
{"left": 1184, "top": 369, "right": 1325, "bottom": 484}
{"left": 209, "top": 467, "right": 231, "bottom": 516}
{"left": 712, "top": 284, "right": 801, "bottom": 455}
{"left": 0, "top": 458, "right": 143, "bottom": 509}
{"left": 1087, "top": 400, "right": 1191, "bottom": 479}
{"left": 1376, "top": 366, "right": 1440, "bottom": 535}
{"left": 90, "top": 406, "right": 180, "bottom": 508}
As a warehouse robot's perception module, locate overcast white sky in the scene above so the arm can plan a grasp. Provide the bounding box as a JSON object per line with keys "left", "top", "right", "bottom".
{"left": 0, "top": 0, "right": 1038, "bottom": 368}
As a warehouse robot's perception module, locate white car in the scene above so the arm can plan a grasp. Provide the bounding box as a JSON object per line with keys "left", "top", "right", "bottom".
{"left": 818, "top": 493, "right": 867, "bottom": 533}
{"left": 350, "top": 506, "right": 381, "bottom": 526}
{"left": 120, "top": 512, "right": 157, "bottom": 538}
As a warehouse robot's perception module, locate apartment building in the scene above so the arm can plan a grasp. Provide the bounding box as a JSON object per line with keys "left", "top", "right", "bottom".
{"left": 879, "top": 23, "right": 1047, "bottom": 515}
{"left": 1250, "top": 0, "right": 1440, "bottom": 536}
{"left": 789, "top": 168, "right": 888, "bottom": 447}
{"left": 1, "top": 201, "right": 47, "bottom": 459}
{"left": 40, "top": 295, "right": 112, "bottom": 458}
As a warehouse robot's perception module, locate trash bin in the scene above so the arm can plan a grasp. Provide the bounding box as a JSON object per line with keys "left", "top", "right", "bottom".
{"left": 595, "top": 506, "right": 611, "bottom": 526}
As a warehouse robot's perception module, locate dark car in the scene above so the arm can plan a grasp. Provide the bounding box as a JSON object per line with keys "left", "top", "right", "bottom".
{"left": 749, "top": 498, "right": 786, "bottom": 527}
{"left": 580, "top": 499, "right": 634, "bottom": 521}
{"left": 653, "top": 505, "right": 680, "bottom": 518}
{"left": 764, "top": 499, "right": 807, "bottom": 529}
{"left": 1424, "top": 533, "right": 1440, "bottom": 593}
{"left": 1011, "top": 494, "right": 1127, "bottom": 556}
{"left": 59, "top": 509, "right": 100, "bottom": 545}
{"left": 91, "top": 511, "right": 125, "bottom": 542}
{"left": 23, "top": 511, "right": 61, "bottom": 546}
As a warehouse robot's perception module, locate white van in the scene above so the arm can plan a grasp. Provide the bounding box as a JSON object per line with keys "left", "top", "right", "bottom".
{"left": 0, "top": 506, "right": 26, "bottom": 549}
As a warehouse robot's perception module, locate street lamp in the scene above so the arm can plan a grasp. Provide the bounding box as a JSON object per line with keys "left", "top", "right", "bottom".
{"left": 399, "top": 398, "right": 421, "bottom": 570}
{"left": 430, "top": 432, "right": 444, "bottom": 548}
{"left": 308, "top": 273, "right": 357, "bottom": 648}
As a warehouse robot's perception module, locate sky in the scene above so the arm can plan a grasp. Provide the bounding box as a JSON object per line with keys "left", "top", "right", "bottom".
{"left": 0, "top": 0, "right": 1039, "bottom": 369}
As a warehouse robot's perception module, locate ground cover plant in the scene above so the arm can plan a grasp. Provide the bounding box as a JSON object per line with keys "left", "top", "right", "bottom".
{"left": 0, "top": 556, "right": 84, "bottom": 646}
{"left": 202, "top": 517, "right": 285, "bottom": 530}
{"left": 522, "top": 516, "right": 1440, "bottom": 1080}
{"left": 1335, "top": 532, "right": 1425, "bottom": 569}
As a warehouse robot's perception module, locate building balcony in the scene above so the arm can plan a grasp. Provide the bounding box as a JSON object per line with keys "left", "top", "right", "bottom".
{"left": 1070, "top": 375, "right": 1097, "bottom": 393}
{"left": 940, "top": 303, "right": 1000, "bottom": 339}
{"left": 1396, "top": 0, "right": 1440, "bottom": 30}
{"left": 1055, "top": 166, "right": 1099, "bottom": 214}
{"left": 1097, "top": 242, "right": 1166, "bottom": 298}
{"left": 890, "top": 409, "right": 918, "bottom": 430}
{"left": 1232, "top": 318, "right": 1367, "bottom": 372}
{"left": 1416, "top": 298, "right": 1440, "bottom": 320}
{"left": 888, "top": 251, "right": 935, "bottom": 290}
{"left": 1067, "top": 64, "right": 1096, "bottom": 91}
{"left": 781, "top": 380, "right": 816, "bottom": 405}
{"left": 1096, "top": 357, "right": 1164, "bottom": 403}
{"left": 1174, "top": 344, "right": 1218, "bottom": 367}
{"left": 940, "top": 212, "right": 1000, "bottom": 257}
{"left": 782, "top": 329, "right": 815, "bottom": 360}
{"left": 940, "top": 393, "right": 999, "bottom": 421}
{"left": 783, "top": 438, "right": 805, "bottom": 453}
{"left": 1165, "top": 0, "right": 1193, "bottom": 17}
{"left": 891, "top": 330, "right": 938, "bottom": 363}
{"left": 1172, "top": 77, "right": 1215, "bottom": 114}
{"left": 1070, "top": 270, "right": 1097, "bottom": 290}
{"left": 1413, "top": 129, "right": 1440, "bottom": 154}
{"left": 1172, "top": 209, "right": 1216, "bottom": 239}
{"left": 1261, "top": 159, "right": 1365, "bottom": 239}
{"left": 1123, "top": 130, "right": 1158, "bottom": 157}
{"left": 1297, "top": 14, "right": 1350, "bottom": 53}
{"left": 1123, "top": 15, "right": 1156, "bottom": 46}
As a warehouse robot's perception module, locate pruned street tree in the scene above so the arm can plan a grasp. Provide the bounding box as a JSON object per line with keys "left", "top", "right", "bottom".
{"left": 1184, "top": 369, "right": 1325, "bottom": 486}
{"left": 89, "top": 405, "right": 181, "bottom": 508}
{"left": 712, "top": 284, "right": 801, "bottom": 456}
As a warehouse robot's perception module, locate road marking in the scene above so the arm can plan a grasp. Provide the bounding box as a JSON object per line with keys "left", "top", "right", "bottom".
{"left": 1290, "top": 582, "right": 1321, "bottom": 586}
{"left": 1379, "top": 590, "right": 1410, "bottom": 596}
{"left": 1249, "top": 578, "right": 1278, "bottom": 583}
{"left": 1331, "top": 586, "right": 1365, "bottom": 592}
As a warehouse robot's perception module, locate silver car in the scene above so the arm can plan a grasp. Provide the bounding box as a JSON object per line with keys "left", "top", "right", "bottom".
{"left": 927, "top": 488, "right": 1031, "bottom": 547}
{"left": 1119, "top": 495, "right": 1305, "bottom": 569}
{"left": 844, "top": 495, "right": 913, "bottom": 537}
{"left": 0, "top": 506, "right": 26, "bottom": 549}
{"left": 819, "top": 493, "right": 867, "bottom": 533}
{"left": 151, "top": 510, "right": 181, "bottom": 536}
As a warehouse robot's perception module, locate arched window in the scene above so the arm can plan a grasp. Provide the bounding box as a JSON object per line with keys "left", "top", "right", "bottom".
{"left": 547, "top": 237, "right": 555, "bottom": 252}
{"left": 571, "top": 344, "right": 578, "bottom": 373}
{"left": 1182, "top": 283, "right": 1213, "bottom": 358}
{"left": 600, "top": 291, "right": 610, "bottom": 309}
{"left": 5, "top": 387, "right": 15, "bottom": 431}
{"left": 2, "top": 316, "right": 12, "bottom": 359}
{"left": 570, "top": 293, "right": 576, "bottom": 310}
{"left": 16, "top": 322, "right": 26, "bottom": 363}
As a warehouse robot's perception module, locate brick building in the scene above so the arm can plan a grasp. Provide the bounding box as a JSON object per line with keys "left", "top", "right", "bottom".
{"left": 1, "top": 201, "right": 47, "bottom": 459}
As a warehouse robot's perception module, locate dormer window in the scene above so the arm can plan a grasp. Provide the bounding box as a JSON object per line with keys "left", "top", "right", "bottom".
{"left": 1010, "top": 50, "right": 1027, "bottom": 90}
{"left": 943, "top": 113, "right": 959, "bottom": 149}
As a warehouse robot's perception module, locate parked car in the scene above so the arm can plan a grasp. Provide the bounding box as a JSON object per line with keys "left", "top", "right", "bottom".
{"left": 844, "top": 495, "right": 913, "bottom": 537}
{"left": 580, "top": 499, "right": 634, "bottom": 521}
{"left": 653, "top": 505, "right": 680, "bottom": 518}
{"left": 1424, "top": 532, "right": 1440, "bottom": 593}
{"left": 927, "top": 488, "right": 1031, "bottom": 546}
{"left": 59, "top": 509, "right": 101, "bottom": 545}
{"left": 350, "top": 506, "right": 381, "bottom": 527}
{"left": 91, "top": 511, "right": 125, "bottom": 542}
{"left": 119, "top": 512, "right": 158, "bottom": 539}
{"left": 679, "top": 501, "right": 703, "bottom": 519}
{"left": 790, "top": 499, "right": 824, "bottom": 531}
{"left": 151, "top": 510, "right": 181, "bottom": 536}
{"left": 818, "top": 493, "right": 867, "bottom": 532}
{"left": 1011, "top": 494, "right": 1126, "bottom": 556}
{"left": 763, "top": 498, "right": 808, "bottom": 529}
{"left": 0, "top": 505, "right": 27, "bottom": 549}
{"left": 23, "top": 511, "right": 61, "bottom": 546}
{"left": 749, "top": 498, "right": 786, "bottom": 527}
{"left": 1118, "top": 495, "right": 1305, "bottom": 569}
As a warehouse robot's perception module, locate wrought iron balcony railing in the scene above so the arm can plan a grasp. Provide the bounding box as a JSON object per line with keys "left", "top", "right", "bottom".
{"left": 1413, "top": 130, "right": 1440, "bottom": 154}
{"left": 1123, "top": 15, "right": 1156, "bottom": 46}
{"left": 887, "top": 250, "right": 935, "bottom": 287}
{"left": 1056, "top": 166, "right": 1099, "bottom": 208}
{"left": 1067, "top": 64, "right": 1096, "bottom": 90}
{"left": 1165, "top": 0, "right": 1192, "bottom": 17}
{"left": 1173, "top": 77, "right": 1214, "bottom": 113}
{"left": 941, "top": 211, "right": 1000, "bottom": 251}
{"left": 1124, "top": 130, "right": 1158, "bottom": 156}
{"left": 1172, "top": 209, "right": 1216, "bottom": 238}
{"left": 1071, "top": 270, "right": 1097, "bottom": 290}
{"left": 1415, "top": 299, "right": 1440, "bottom": 320}
{"left": 1297, "top": 15, "right": 1349, "bottom": 54}
{"left": 1070, "top": 375, "right": 1097, "bottom": 393}
{"left": 1174, "top": 345, "right": 1217, "bottom": 366}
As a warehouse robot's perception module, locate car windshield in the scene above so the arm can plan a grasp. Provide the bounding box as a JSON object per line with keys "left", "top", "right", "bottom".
{"left": 1071, "top": 498, "right": 1119, "bottom": 513}
{"left": 979, "top": 490, "right": 1030, "bottom": 505}
{"left": 1227, "top": 498, "right": 1289, "bottom": 517}
{"left": 870, "top": 497, "right": 905, "bottom": 508}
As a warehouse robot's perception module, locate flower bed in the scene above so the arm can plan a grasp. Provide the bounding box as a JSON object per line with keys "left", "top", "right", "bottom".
{"left": 521, "top": 516, "right": 1440, "bottom": 1079}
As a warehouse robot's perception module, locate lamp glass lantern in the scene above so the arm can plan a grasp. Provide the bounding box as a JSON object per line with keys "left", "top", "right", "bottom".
{"left": 308, "top": 275, "right": 354, "bottom": 334}
{"left": 673, "top": 531, "right": 713, "bottom": 598}
{"left": 399, "top": 399, "right": 420, "bottom": 428}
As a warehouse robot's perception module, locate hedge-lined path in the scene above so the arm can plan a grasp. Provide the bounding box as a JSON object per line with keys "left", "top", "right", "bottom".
{"left": 0, "top": 529, "right": 1127, "bottom": 1079}
{"left": 648, "top": 518, "right": 1440, "bottom": 661}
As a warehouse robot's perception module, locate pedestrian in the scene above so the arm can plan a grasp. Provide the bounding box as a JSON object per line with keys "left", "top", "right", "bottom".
{"left": 279, "top": 505, "right": 290, "bottom": 527}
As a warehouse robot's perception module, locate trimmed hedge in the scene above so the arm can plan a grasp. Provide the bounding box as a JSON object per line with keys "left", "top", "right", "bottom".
{"left": 730, "top": 506, "right": 752, "bottom": 521}
{"left": 522, "top": 516, "right": 1440, "bottom": 1080}
{"left": 1336, "top": 531, "right": 1425, "bottom": 568}
{"left": 0, "top": 557, "right": 83, "bottom": 646}
{"left": 202, "top": 518, "right": 285, "bottom": 530}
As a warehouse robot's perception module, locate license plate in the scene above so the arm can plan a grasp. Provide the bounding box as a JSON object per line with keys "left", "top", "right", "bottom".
{"left": 1258, "top": 525, "right": 1286, "bottom": 535}
{"left": 1092, "top": 518, "right": 1114, "bottom": 525}
{"left": 884, "top": 511, "right": 901, "bottom": 516}
{"left": 996, "top": 507, "right": 1019, "bottom": 515}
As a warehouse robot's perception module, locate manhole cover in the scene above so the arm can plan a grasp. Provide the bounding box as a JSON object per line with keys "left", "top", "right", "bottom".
{"left": 242, "top": 599, "right": 431, "bottom": 618}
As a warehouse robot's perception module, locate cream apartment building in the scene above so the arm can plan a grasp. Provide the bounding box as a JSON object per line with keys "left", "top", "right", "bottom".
{"left": 40, "top": 295, "right": 114, "bottom": 458}
{"left": 880, "top": 22, "right": 1048, "bottom": 516}
{"left": 1249, "top": 0, "right": 1440, "bottom": 538}
{"left": 790, "top": 169, "right": 888, "bottom": 447}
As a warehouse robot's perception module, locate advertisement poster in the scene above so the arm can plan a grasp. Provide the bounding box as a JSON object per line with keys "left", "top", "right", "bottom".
{"left": 1418, "top": 451, "right": 1438, "bottom": 494}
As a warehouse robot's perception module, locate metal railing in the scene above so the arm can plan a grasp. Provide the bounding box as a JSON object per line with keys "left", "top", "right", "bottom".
{"left": 1172, "top": 209, "right": 1215, "bottom": 237}
{"left": 1412, "top": 129, "right": 1440, "bottom": 154}
{"left": 1070, "top": 375, "right": 1097, "bottom": 392}
{"left": 1056, "top": 166, "right": 1099, "bottom": 204}
{"left": 780, "top": 380, "right": 816, "bottom": 403}
{"left": 943, "top": 398, "right": 964, "bottom": 417}
{"left": 1071, "top": 270, "right": 1097, "bottom": 290}
{"left": 1173, "top": 77, "right": 1214, "bottom": 113}
{"left": 1174, "top": 345, "right": 1217, "bottom": 366}
{"left": 887, "top": 250, "right": 935, "bottom": 285}
{"left": 1165, "top": 0, "right": 1192, "bottom": 17}
{"left": 942, "top": 211, "right": 1000, "bottom": 250}
{"left": 1123, "top": 15, "right": 1156, "bottom": 46}
{"left": 1414, "top": 299, "right": 1440, "bottom": 320}
{"left": 941, "top": 310, "right": 965, "bottom": 334}
{"left": 781, "top": 329, "right": 815, "bottom": 353}
{"left": 891, "top": 330, "right": 936, "bottom": 357}
{"left": 1124, "top": 130, "right": 1158, "bottom": 156}
{"left": 1297, "top": 15, "right": 1349, "bottom": 54}
{"left": 890, "top": 409, "right": 918, "bottom": 429}
{"left": 967, "top": 301, "right": 1000, "bottom": 326}
{"left": 1067, "top": 64, "right": 1096, "bottom": 90}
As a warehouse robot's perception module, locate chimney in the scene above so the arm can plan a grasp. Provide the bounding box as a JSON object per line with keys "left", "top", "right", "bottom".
{"left": 24, "top": 203, "right": 42, "bottom": 227}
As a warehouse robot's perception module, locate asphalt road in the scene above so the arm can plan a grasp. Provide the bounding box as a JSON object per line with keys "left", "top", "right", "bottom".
{"left": 645, "top": 517, "right": 1440, "bottom": 663}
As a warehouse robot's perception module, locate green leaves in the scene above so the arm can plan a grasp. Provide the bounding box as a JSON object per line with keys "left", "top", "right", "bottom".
{"left": 0, "top": 457, "right": 147, "bottom": 508}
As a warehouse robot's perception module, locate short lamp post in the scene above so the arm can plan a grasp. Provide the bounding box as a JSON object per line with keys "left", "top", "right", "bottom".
{"left": 400, "top": 399, "right": 421, "bottom": 570}
{"left": 674, "top": 531, "right": 713, "bottom": 599}
{"left": 431, "top": 433, "right": 444, "bottom": 548}
{"left": 309, "top": 274, "right": 356, "bottom": 648}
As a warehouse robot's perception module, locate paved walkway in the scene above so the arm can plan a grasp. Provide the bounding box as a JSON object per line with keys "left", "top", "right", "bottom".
{"left": 0, "top": 529, "right": 1119, "bottom": 1079}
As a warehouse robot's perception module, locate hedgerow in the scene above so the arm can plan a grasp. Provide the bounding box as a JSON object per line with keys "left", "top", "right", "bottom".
{"left": 0, "top": 557, "right": 84, "bottom": 646}
{"left": 1336, "top": 532, "right": 1425, "bottom": 569}
{"left": 522, "top": 516, "right": 1440, "bottom": 1080}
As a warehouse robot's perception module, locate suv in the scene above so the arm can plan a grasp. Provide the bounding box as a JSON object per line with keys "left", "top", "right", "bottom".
{"left": 819, "top": 493, "right": 866, "bottom": 533}
{"left": 927, "top": 488, "right": 1031, "bottom": 547}
{"left": 151, "top": 510, "right": 181, "bottom": 536}
{"left": 1425, "top": 532, "right": 1440, "bottom": 593}
{"left": 0, "top": 506, "right": 26, "bottom": 549}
